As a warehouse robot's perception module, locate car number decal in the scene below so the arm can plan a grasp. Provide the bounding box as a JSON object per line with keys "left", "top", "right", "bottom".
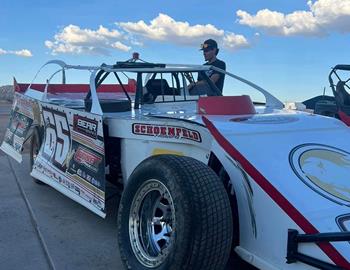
{"left": 290, "top": 144, "right": 350, "bottom": 206}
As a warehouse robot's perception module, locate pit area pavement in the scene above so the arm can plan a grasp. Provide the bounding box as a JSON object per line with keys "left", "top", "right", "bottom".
{"left": 0, "top": 100, "right": 123, "bottom": 270}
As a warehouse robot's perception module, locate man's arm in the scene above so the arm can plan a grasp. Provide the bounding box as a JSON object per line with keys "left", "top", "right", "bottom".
{"left": 209, "top": 60, "right": 225, "bottom": 83}
{"left": 210, "top": 73, "right": 221, "bottom": 84}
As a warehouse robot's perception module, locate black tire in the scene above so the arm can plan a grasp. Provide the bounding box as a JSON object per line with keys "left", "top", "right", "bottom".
{"left": 118, "top": 155, "right": 233, "bottom": 270}
{"left": 30, "top": 128, "right": 45, "bottom": 185}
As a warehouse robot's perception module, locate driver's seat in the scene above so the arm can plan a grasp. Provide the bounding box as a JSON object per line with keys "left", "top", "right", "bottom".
{"left": 143, "top": 79, "right": 180, "bottom": 103}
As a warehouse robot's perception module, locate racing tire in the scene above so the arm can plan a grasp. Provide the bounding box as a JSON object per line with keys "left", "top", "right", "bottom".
{"left": 30, "top": 128, "right": 45, "bottom": 185}
{"left": 118, "top": 155, "right": 233, "bottom": 270}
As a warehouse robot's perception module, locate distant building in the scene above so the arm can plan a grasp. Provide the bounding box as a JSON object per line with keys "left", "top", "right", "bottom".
{"left": 302, "top": 95, "right": 335, "bottom": 110}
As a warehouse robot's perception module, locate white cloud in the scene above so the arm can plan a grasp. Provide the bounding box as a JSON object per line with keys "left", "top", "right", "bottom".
{"left": 222, "top": 33, "right": 250, "bottom": 51}
{"left": 14, "top": 49, "right": 33, "bottom": 57}
{"left": 118, "top": 13, "right": 250, "bottom": 51}
{"left": 46, "top": 14, "right": 250, "bottom": 55}
{"left": 45, "top": 24, "right": 130, "bottom": 55}
{"left": 119, "top": 13, "right": 224, "bottom": 45}
{"left": 0, "top": 48, "right": 32, "bottom": 57}
{"left": 111, "top": 41, "right": 131, "bottom": 52}
{"left": 237, "top": 0, "right": 350, "bottom": 36}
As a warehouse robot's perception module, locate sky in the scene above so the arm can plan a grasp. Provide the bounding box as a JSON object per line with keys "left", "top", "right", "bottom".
{"left": 0, "top": 0, "right": 349, "bottom": 102}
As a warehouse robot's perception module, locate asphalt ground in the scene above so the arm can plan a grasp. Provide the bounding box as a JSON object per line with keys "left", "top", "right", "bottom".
{"left": 0, "top": 100, "right": 123, "bottom": 270}
{"left": 0, "top": 100, "right": 256, "bottom": 270}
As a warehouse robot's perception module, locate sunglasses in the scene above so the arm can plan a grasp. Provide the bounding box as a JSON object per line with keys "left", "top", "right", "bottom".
{"left": 203, "top": 47, "right": 214, "bottom": 53}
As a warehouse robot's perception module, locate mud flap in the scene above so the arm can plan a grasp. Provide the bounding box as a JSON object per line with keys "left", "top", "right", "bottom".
{"left": 30, "top": 102, "right": 107, "bottom": 217}
{"left": 0, "top": 93, "right": 40, "bottom": 162}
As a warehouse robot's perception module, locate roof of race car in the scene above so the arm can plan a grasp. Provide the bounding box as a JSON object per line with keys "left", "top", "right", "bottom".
{"left": 41, "top": 60, "right": 212, "bottom": 73}
{"left": 28, "top": 59, "right": 284, "bottom": 115}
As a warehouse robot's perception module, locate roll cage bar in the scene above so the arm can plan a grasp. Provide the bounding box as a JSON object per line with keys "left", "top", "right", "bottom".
{"left": 328, "top": 65, "right": 350, "bottom": 111}
{"left": 26, "top": 60, "right": 284, "bottom": 115}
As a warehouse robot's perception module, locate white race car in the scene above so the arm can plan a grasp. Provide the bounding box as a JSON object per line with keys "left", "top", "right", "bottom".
{"left": 1, "top": 57, "right": 350, "bottom": 270}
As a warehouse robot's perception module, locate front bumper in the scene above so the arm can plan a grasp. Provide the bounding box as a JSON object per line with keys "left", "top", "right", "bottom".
{"left": 286, "top": 229, "right": 350, "bottom": 270}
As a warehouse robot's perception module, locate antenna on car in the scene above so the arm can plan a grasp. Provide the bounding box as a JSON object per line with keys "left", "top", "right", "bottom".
{"left": 114, "top": 52, "right": 165, "bottom": 68}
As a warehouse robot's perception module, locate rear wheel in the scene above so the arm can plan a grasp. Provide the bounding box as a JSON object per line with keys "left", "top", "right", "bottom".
{"left": 30, "top": 128, "right": 45, "bottom": 185}
{"left": 118, "top": 155, "right": 233, "bottom": 270}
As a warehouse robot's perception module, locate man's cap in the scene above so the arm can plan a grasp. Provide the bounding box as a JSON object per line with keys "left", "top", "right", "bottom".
{"left": 200, "top": 39, "right": 218, "bottom": 50}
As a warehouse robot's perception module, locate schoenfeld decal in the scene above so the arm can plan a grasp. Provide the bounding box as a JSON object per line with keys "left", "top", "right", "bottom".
{"left": 290, "top": 144, "right": 350, "bottom": 206}
{"left": 132, "top": 123, "right": 202, "bottom": 142}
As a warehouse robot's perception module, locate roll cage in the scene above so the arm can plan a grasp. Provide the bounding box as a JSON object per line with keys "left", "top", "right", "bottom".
{"left": 329, "top": 65, "right": 350, "bottom": 111}
{"left": 25, "top": 60, "right": 284, "bottom": 115}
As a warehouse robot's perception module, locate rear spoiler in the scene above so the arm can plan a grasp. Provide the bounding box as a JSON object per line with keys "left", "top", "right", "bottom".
{"left": 13, "top": 78, "right": 137, "bottom": 94}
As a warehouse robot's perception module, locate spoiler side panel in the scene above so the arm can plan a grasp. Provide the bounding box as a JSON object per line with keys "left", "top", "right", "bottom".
{"left": 0, "top": 93, "right": 40, "bottom": 162}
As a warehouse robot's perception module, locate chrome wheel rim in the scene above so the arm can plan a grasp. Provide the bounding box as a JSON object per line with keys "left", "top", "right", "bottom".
{"left": 129, "top": 179, "right": 175, "bottom": 268}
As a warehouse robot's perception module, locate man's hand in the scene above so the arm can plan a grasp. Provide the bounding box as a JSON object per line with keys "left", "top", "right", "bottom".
{"left": 184, "top": 72, "right": 194, "bottom": 84}
{"left": 188, "top": 82, "right": 195, "bottom": 90}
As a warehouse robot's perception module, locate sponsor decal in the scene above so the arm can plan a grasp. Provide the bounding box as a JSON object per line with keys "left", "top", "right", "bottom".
{"left": 132, "top": 123, "right": 202, "bottom": 142}
{"left": 67, "top": 140, "right": 105, "bottom": 189}
{"left": 290, "top": 144, "right": 350, "bottom": 206}
{"left": 33, "top": 157, "right": 103, "bottom": 209}
{"left": 73, "top": 115, "right": 98, "bottom": 139}
{"left": 73, "top": 146, "right": 102, "bottom": 173}
{"left": 9, "top": 94, "right": 36, "bottom": 119}
{"left": 336, "top": 214, "right": 350, "bottom": 232}
{"left": 4, "top": 110, "right": 33, "bottom": 153}
{"left": 9, "top": 112, "right": 32, "bottom": 137}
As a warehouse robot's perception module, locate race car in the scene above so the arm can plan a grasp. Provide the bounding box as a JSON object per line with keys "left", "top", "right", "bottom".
{"left": 312, "top": 65, "right": 350, "bottom": 127}
{"left": 1, "top": 57, "right": 350, "bottom": 270}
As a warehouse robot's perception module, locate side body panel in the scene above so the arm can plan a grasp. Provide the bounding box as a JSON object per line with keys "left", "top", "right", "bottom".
{"left": 31, "top": 102, "right": 106, "bottom": 217}
{"left": 105, "top": 117, "right": 211, "bottom": 182}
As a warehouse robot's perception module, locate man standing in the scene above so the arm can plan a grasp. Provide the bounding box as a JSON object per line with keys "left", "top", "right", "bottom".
{"left": 189, "top": 39, "right": 226, "bottom": 95}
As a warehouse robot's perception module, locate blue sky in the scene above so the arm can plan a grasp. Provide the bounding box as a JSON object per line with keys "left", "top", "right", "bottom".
{"left": 0, "top": 0, "right": 349, "bottom": 101}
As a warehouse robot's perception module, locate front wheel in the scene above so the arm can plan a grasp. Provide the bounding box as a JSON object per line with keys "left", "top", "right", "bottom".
{"left": 118, "top": 155, "right": 233, "bottom": 270}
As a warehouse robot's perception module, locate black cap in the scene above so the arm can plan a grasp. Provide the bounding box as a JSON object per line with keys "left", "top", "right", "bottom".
{"left": 200, "top": 39, "right": 218, "bottom": 50}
